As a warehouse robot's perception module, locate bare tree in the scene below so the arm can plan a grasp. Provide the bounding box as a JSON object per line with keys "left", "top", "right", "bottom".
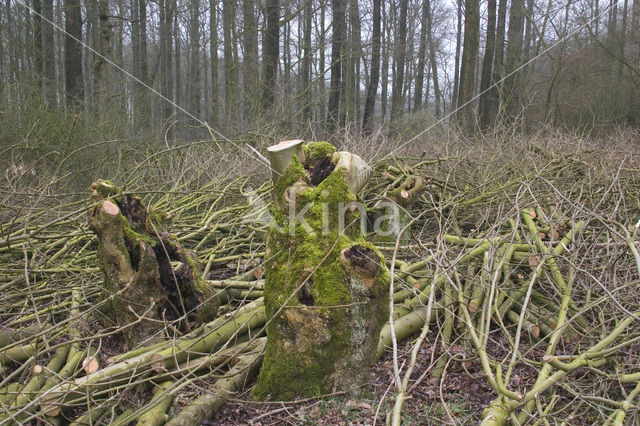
{"left": 64, "top": 0, "right": 83, "bottom": 106}
{"left": 362, "top": 0, "right": 380, "bottom": 131}
{"left": 426, "top": 0, "right": 441, "bottom": 118}
{"left": 503, "top": 0, "right": 525, "bottom": 124}
{"left": 209, "top": 0, "right": 219, "bottom": 126}
{"left": 261, "top": 0, "right": 279, "bottom": 115}
{"left": 327, "top": 0, "right": 345, "bottom": 132}
{"left": 479, "top": 0, "right": 497, "bottom": 129}
{"left": 390, "top": 0, "right": 408, "bottom": 123}
{"left": 457, "top": 0, "right": 480, "bottom": 132}
{"left": 242, "top": 0, "right": 258, "bottom": 122}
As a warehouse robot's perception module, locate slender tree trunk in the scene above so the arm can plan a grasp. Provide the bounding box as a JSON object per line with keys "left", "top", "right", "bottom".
{"left": 502, "top": 0, "right": 525, "bottom": 125}
{"left": 301, "top": 0, "right": 312, "bottom": 123}
{"left": 188, "top": 0, "right": 200, "bottom": 121}
{"left": 326, "top": 0, "right": 345, "bottom": 132}
{"left": 93, "top": 0, "right": 111, "bottom": 110}
{"left": 452, "top": 0, "right": 462, "bottom": 111}
{"left": 42, "top": 0, "right": 55, "bottom": 104}
{"left": 261, "top": 0, "right": 279, "bottom": 115}
{"left": 456, "top": 0, "right": 479, "bottom": 132}
{"left": 242, "top": 0, "right": 258, "bottom": 123}
{"left": 174, "top": 9, "right": 181, "bottom": 118}
{"left": 390, "top": 0, "right": 408, "bottom": 123}
{"left": 479, "top": 0, "right": 497, "bottom": 129}
{"left": 222, "top": 0, "right": 235, "bottom": 128}
{"left": 362, "top": 0, "right": 380, "bottom": 131}
{"left": 486, "top": 0, "right": 507, "bottom": 126}
{"left": 380, "top": 0, "right": 389, "bottom": 122}
{"left": 318, "top": 0, "right": 326, "bottom": 125}
{"left": 413, "top": 0, "right": 428, "bottom": 112}
{"left": 159, "top": 0, "right": 174, "bottom": 123}
{"left": 426, "top": 0, "right": 441, "bottom": 119}
{"left": 348, "top": 0, "right": 362, "bottom": 125}
{"left": 617, "top": 0, "right": 629, "bottom": 81}
{"left": 210, "top": 0, "right": 219, "bottom": 126}
{"left": 64, "top": 0, "right": 83, "bottom": 107}
{"left": 33, "top": 0, "right": 44, "bottom": 94}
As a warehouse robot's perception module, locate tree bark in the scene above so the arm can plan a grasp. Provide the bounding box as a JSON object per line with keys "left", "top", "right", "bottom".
{"left": 479, "top": 0, "right": 497, "bottom": 129}
{"left": 301, "top": 0, "right": 313, "bottom": 123}
{"left": 426, "top": 0, "right": 441, "bottom": 119}
{"left": 457, "top": 0, "right": 480, "bottom": 132}
{"left": 413, "top": 0, "right": 428, "bottom": 112}
{"left": 261, "top": 0, "right": 279, "bottom": 115}
{"left": 209, "top": 0, "right": 219, "bottom": 126}
{"left": 33, "top": 0, "right": 44, "bottom": 95}
{"left": 64, "top": 0, "right": 83, "bottom": 107}
{"left": 327, "top": 0, "right": 345, "bottom": 132}
{"left": 242, "top": 0, "right": 258, "bottom": 122}
{"left": 486, "top": 0, "right": 507, "bottom": 126}
{"left": 502, "top": 0, "right": 525, "bottom": 125}
{"left": 362, "top": 0, "right": 380, "bottom": 131}
{"left": 390, "top": 0, "right": 408, "bottom": 123}
{"left": 452, "top": 0, "right": 462, "bottom": 112}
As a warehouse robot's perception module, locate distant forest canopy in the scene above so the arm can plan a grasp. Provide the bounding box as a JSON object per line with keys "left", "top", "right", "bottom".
{"left": 1, "top": 0, "right": 639, "bottom": 139}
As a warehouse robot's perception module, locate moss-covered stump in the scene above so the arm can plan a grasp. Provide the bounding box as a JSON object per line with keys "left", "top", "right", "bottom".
{"left": 88, "top": 180, "right": 218, "bottom": 348}
{"left": 252, "top": 142, "right": 389, "bottom": 400}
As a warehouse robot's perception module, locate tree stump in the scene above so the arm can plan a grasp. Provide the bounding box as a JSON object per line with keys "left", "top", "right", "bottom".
{"left": 89, "top": 180, "right": 218, "bottom": 348}
{"left": 252, "top": 141, "right": 390, "bottom": 400}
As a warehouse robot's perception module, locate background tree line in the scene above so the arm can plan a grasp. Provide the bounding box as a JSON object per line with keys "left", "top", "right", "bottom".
{"left": 1, "top": 0, "right": 639, "bottom": 140}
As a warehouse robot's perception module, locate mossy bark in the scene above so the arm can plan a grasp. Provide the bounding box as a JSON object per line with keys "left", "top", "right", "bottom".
{"left": 89, "top": 180, "right": 218, "bottom": 348}
{"left": 253, "top": 142, "right": 389, "bottom": 400}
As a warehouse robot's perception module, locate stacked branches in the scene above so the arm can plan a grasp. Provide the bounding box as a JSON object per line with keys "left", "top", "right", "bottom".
{"left": 0, "top": 135, "right": 639, "bottom": 423}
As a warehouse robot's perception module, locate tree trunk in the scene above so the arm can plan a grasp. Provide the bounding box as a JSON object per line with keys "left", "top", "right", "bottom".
{"left": 452, "top": 0, "right": 462, "bottom": 112}
{"left": 390, "top": 0, "right": 408, "bottom": 123}
{"left": 426, "top": 0, "right": 441, "bottom": 119}
{"left": 413, "top": 0, "right": 428, "bottom": 112}
{"left": 242, "top": 0, "right": 258, "bottom": 123}
{"left": 188, "top": 0, "right": 201, "bottom": 122}
{"left": 503, "top": 0, "right": 525, "bottom": 125}
{"left": 301, "top": 0, "right": 313, "bottom": 123}
{"left": 93, "top": 0, "right": 111, "bottom": 110}
{"left": 64, "top": 0, "right": 83, "bottom": 107}
{"left": 33, "top": 0, "right": 43, "bottom": 95}
{"left": 456, "top": 0, "right": 480, "bottom": 132}
{"left": 253, "top": 141, "right": 389, "bottom": 400}
{"left": 486, "top": 0, "right": 507, "bottom": 127}
{"left": 347, "top": 0, "right": 362, "bottom": 125}
{"left": 209, "top": 0, "right": 219, "bottom": 126}
{"left": 479, "top": 0, "right": 497, "bottom": 130}
{"left": 261, "top": 0, "right": 279, "bottom": 115}
{"left": 380, "top": 0, "right": 389, "bottom": 122}
{"left": 42, "top": 0, "right": 55, "bottom": 105}
{"left": 159, "top": 0, "right": 174, "bottom": 124}
{"left": 362, "top": 0, "right": 380, "bottom": 132}
{"left": 327, "top": 0, "right": 345, "bottom": 133}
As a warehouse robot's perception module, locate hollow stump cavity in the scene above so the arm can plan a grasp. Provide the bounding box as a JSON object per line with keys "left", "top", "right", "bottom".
{"left": 252, "top": 141, "right": 390, "bottom": 400}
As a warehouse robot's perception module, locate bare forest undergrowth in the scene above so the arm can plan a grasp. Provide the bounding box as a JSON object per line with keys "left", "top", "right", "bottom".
{"left": 1, "top": 128, "right": 640, "bottom": 425}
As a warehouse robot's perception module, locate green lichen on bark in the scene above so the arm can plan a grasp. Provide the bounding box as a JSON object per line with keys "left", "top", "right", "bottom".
{"left": 253, "top": 142, "right": 389, "bottom": 400}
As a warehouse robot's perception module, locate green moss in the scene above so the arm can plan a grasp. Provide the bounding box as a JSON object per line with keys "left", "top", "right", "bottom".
{"left": 303, "top": 141, "right": 336, "bottom": 162}
{"left": 91, "top": 179, "right": 122, "bottom": 202}
{"left": 274, "top": 154, "right": 306, "bottom": 199}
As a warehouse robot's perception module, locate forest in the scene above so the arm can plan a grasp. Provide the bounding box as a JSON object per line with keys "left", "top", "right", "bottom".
{"left": 1, "top": 0, "right": 640, "bottom": 424}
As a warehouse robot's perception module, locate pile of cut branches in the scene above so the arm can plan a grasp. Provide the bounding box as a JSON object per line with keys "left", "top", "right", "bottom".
{"left": 1, "top": 136, "right": 639, "bottom": 424}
